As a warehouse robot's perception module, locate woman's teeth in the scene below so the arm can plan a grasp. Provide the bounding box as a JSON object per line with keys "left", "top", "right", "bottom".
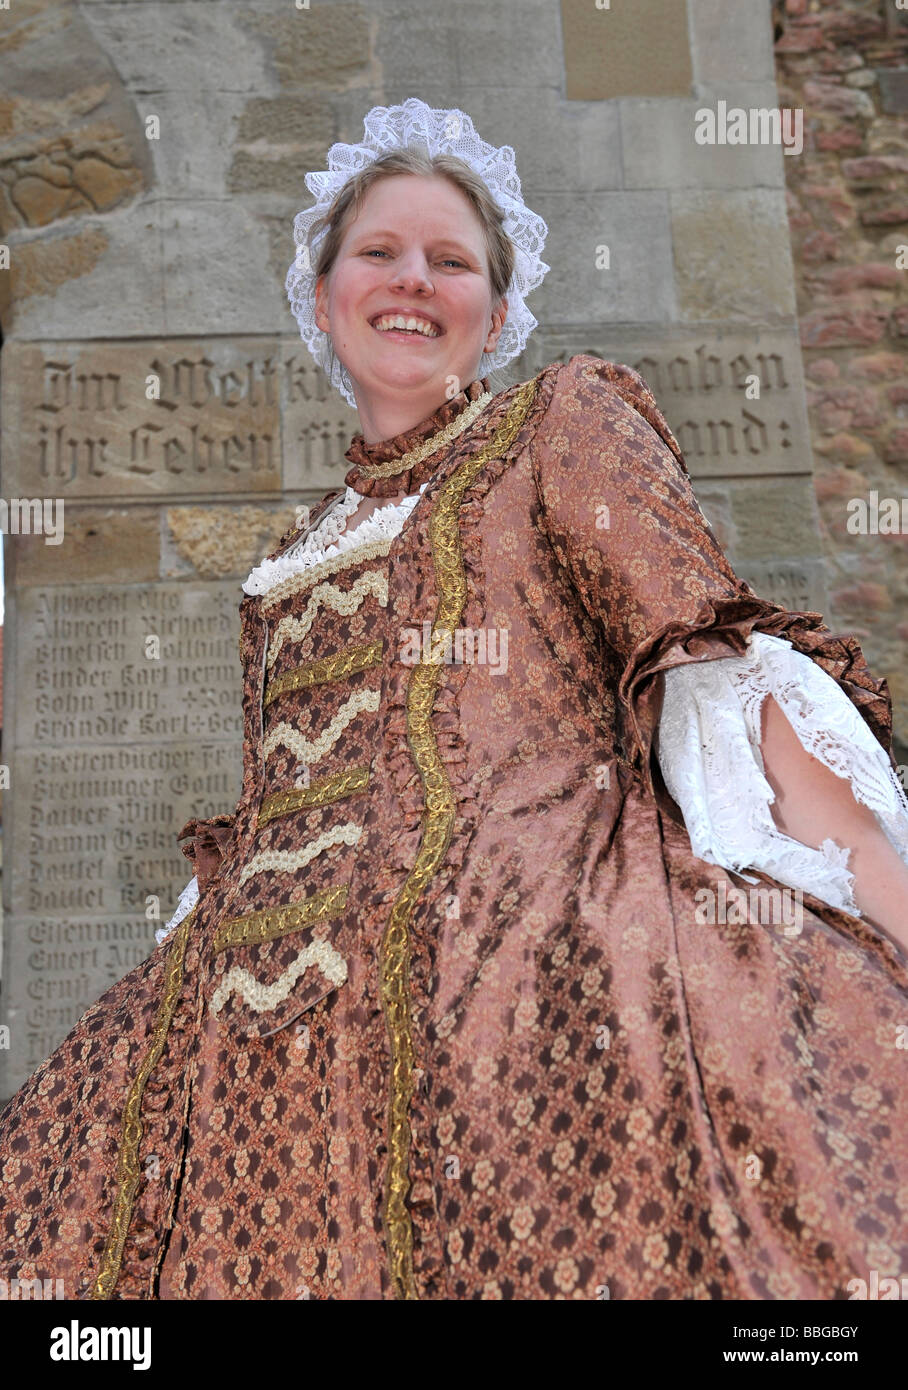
{"left": 372, "top": 314, "right": 440, "bottom": 337}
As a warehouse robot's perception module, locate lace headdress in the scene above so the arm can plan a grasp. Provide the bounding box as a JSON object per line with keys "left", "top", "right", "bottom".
{"left": 285, "top": 97, "right": 550, "bottom": 408}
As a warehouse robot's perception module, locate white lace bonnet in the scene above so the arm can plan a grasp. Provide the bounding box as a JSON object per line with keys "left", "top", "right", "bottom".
{"left": 285, "top": 97, "right": 551, "bottom": 408}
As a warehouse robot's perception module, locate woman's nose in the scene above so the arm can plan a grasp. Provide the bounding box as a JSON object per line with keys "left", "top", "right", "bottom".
{"left": 389, "top": 253, "right": 434, "bottom": 294}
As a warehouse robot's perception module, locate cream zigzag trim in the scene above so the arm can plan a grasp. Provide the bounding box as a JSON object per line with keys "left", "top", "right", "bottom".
{"left": 261, "top": 537, "right": 395, "bottom": 612}
{"left": 237, "top": 822, "right": 363, "bottom": 886}
{"left": 266, "top": 571, "right": 388, "bottom": 669}
{"left": 263, "top": 688, "right": 381, "bottom": 763}
{"left": 210, "top": 937, "right": 348, "bottom": 1016}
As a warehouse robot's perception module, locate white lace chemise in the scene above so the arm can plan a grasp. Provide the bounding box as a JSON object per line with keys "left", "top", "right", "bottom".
{"left": 156, "top": 482, "right": 908, "bottom": 943}
{"left": 657, "top": 631, "right": 908, "bottom": 918}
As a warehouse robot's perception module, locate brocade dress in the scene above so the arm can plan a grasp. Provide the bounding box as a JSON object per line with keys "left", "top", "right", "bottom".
{"left": 1, "top": 354, "right": 907, "bottom": 1301}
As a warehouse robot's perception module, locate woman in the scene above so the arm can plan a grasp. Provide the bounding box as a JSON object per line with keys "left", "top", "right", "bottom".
{"left": 1, "top": 99, "right": 907, "bottom": 1301}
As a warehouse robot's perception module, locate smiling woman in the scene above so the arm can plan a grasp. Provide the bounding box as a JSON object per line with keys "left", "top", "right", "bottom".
{"left": 310, "top": 152, "right": 513, "bottom": 445}
{"left": 1, "top": 97, "right": 907, "bottom": 1305}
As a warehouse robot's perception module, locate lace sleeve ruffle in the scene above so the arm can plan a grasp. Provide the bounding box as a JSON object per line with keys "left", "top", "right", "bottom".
{"left": 655, "top": 630, "right": 908, "bottom": 917}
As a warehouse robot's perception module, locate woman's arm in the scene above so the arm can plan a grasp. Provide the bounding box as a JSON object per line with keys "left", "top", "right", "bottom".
{"left": 761, "top": 693, "right": 908, "bottom": 952}
{"left": 531, "top": 355, "right": 908, "bottom": 943}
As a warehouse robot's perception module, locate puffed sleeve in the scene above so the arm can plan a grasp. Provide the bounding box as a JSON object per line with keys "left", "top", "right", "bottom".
{"left": 530, "top": 353, "right": 907, "bottom": 909}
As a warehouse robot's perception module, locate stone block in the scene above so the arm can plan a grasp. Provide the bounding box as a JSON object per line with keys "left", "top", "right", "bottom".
{"left": 11, "top": 506, "right": 160, "bottom": 586}
{"left": 620, "top": 90, "right": 789, "bottom": 190}
{"left": 671, "top": 189, "right": 797, "bottom": 320}
{"left": 688, "top": 0, "right": 776, "bottom": 85}
{"left": 252, "top": 2, "right": 372, "bottom": 89}
{"left": 724, "top": 474, "right": 825, "bottom": 560}
{"left": 560, "top": 0, "right": 692, "bottom": 100}
{"left": 526, "top": 192, "right": 675, "bottom": 326}
{"left": 376, "top": 0, "right": 563, "bottom": 93}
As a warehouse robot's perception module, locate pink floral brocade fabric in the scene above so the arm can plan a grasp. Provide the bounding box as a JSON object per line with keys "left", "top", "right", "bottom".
{"left": 0, "top": 354, "right": 905, "bottom": 1301}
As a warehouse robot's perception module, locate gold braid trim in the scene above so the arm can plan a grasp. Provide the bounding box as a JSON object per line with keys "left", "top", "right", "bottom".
{"left": 89, "top": 903, "right": 197, "bottom": 1299}
{"left": 354, "top": 391, "right": 494, "bottom": 480}
{"left": 257, "top": 763, "right": 371, "bottom": 826}
{"left": 212, "top": 883, "right": 348, "bottom": 953}
{"left": 380, "top": 377, "right": 539, "bottom": 1300}
{"left": 264, "top": 639, "right": 384, "bottom": 708}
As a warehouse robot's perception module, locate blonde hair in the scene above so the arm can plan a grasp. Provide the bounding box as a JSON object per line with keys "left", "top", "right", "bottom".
{"left": 310, "top": 148, "right": 516, "bottom": 385}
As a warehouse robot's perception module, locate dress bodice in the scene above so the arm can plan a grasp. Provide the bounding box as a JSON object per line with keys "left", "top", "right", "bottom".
{"left": 208, "top": 484, "right": 431, "bottom": 1025}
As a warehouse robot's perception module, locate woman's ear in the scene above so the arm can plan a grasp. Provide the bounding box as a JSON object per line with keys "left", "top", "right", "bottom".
{"left": 484, "top": 295, "right": 508, "bottom": 352}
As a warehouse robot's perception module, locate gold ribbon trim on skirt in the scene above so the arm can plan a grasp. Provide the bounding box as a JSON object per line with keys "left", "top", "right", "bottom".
{"left": 380, "top": 376, "right": 539, "bottom": 1300}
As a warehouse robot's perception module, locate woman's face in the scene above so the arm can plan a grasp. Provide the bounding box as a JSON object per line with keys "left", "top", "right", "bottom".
{"left": 314, "top": 173, "right": 508, "bottom": 405}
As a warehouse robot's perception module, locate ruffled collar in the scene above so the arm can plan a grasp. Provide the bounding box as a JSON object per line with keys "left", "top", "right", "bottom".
{"left": 343, "top": 375, "right": 493, "bottom": 497}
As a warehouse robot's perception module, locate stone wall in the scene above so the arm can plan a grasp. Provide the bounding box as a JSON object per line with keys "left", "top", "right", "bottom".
{"left": 773, "top": 0, "right": 908, "bottom": 760}
{"left": 0, "top": 0, "right": 882, "bottom": 1098}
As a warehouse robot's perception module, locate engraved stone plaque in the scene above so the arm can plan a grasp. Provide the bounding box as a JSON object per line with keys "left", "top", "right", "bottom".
{"left": 519, "top": 327, "right": 813, "bottom": 480}
{"left": 735, "top": 559, "right": 829, "bottom": 615}
{"left": 1, "top": 337, "right": 361, "bottom": 504}
{"left": 0, "top": 580, "right": 244, "bottom": 1099}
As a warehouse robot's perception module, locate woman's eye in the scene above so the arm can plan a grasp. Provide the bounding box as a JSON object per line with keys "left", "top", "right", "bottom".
{"left": 362, "top": 250, "right": 465, "bottom": 268}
